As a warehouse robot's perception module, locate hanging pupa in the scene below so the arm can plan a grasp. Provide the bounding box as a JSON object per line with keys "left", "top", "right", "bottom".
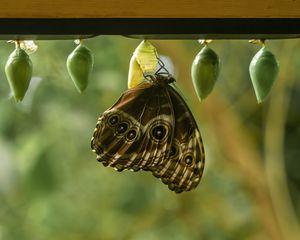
{"left": 5, "top": 41, "right": 33, "bottom": 102}
{"left": 67, "top": 41, "right": 94, "bottom": 93}
{"left": 191, "top": 40, "right": 221, "bottom": 101}
{"left": 249, "top": 42, "right": 279, "bottom": 103}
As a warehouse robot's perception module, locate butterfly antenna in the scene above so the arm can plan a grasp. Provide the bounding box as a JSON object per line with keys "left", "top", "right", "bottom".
{"left": 155, "top": 55, "right": 170, "bottom": 76}
{"left": 143, "top": 72, "right": 152, "bottom": 81}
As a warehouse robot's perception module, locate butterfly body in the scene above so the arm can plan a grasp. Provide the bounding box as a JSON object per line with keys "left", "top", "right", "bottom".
{"left": 91, "top": 74, "right": 205, "bottom": 193}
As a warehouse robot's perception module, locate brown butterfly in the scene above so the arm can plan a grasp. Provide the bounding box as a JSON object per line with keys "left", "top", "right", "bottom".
{"left": 91, "top": 72, "right": 205, "bottom": 193}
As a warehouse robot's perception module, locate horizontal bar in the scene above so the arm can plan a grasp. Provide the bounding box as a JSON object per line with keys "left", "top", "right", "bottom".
{"left": 0, "top": 19, "right": 299, "bottom": 40}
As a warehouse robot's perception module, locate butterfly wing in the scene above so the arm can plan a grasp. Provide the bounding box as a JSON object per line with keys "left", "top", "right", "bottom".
{"left": 151, "top": 85, "right": 205, "bottom": 193}
{"left": 91, "top": 82, "right": 175, "bottom": 171}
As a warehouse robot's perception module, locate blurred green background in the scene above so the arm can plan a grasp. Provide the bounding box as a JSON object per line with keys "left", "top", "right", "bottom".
{"left": 0, "top": 37, "right": 300, "bottom": 240}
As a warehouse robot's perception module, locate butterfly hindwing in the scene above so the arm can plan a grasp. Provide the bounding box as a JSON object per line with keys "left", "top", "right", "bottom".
{"left": 151, "top": 85, "right": 205, "bottom": 193}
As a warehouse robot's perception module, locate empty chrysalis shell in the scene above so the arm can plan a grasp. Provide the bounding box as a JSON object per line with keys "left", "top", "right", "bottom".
{"left": 67, "top": 43, "right": 94, "bottom": 93}
{"left": 5, "top": 47, "right": 33, "bottom": 102}
{"left": 128, "top": 40, "right": 158, "bottom": 89}
{"left": 249, "top": 46, "right": 279, "bottom": 103}
{"left": 128, "top": 56, "right": 144, "bottom": 89}
{"left": 191, "top": 45, "right": 220, "bottom": 101}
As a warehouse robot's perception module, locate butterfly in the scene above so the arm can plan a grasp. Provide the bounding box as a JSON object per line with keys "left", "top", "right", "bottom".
{"left": 91, "top": 67, "right": 205, "bottom": 193}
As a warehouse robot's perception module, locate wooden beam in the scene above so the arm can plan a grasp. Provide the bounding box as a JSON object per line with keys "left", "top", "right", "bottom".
{"left": 0, "top": 1, "right": 299, "bottom": 39}
{"left": 0, "top": 0, "right": 299, "bottom": 18}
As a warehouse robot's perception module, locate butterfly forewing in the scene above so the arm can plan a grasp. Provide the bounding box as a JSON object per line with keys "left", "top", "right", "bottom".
{"left": 91, "top": 81, "right": 175, "bottom": 171}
